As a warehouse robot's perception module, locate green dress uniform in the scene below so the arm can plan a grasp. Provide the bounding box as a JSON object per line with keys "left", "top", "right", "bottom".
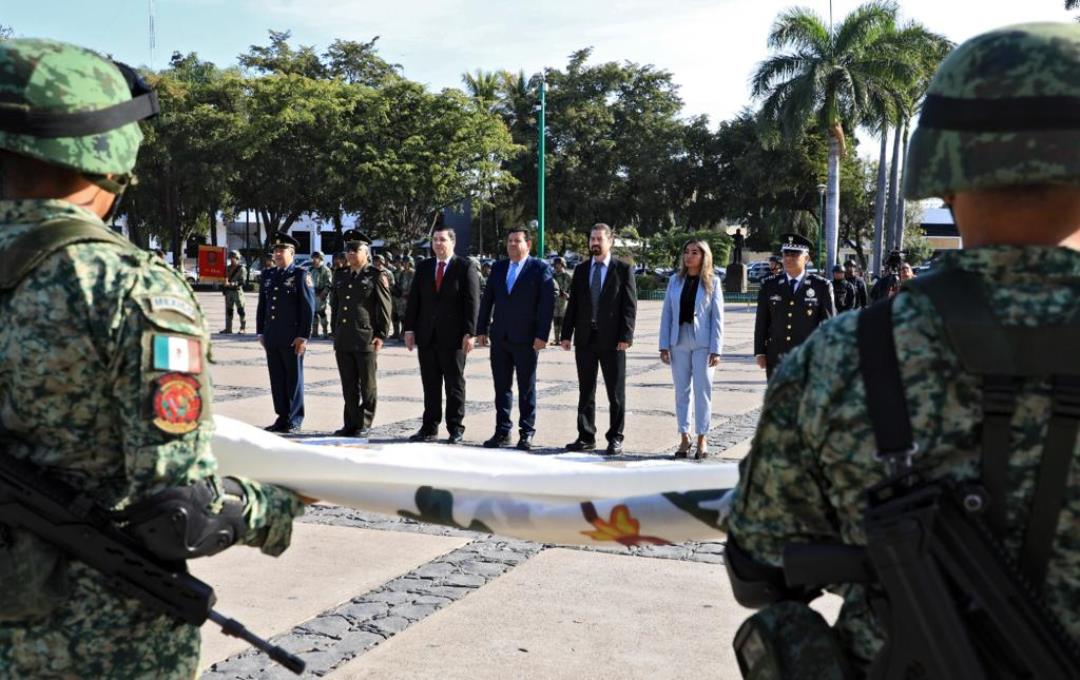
{"left": 330, "top": 266, "right": 392, "bottom": 433}
{"left": 552, "top": 269, "right": 572, "bottom": 343}
{"left": 222, "top": 262, "right": 247, "bottom": 333}
{"left": 310, "top": 262, "right": 333, "bottom": 337}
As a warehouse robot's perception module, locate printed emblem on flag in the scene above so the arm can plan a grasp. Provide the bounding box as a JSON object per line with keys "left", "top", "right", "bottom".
{"left": 153, "top": 335, "right": 203, "bottom": 374}
{"left": 152, "top": 373, "right": 202, "bottom": 434}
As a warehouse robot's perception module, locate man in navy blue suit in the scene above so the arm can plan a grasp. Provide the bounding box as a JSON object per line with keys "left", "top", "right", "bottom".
{"left": 475, "top": 227, "right": 555, "bottom": 450}
{"left": 256, "top": 232, "right": 316, "bottom": 432}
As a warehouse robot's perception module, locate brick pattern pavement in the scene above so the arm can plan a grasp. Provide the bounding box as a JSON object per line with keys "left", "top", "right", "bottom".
{"left": 195, "top": 294, "right": 766, "bottom": 678}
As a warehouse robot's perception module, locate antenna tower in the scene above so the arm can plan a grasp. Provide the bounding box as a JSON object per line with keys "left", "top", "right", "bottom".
{"left": 149, "top": 0, "right": 157, "bottom": 69}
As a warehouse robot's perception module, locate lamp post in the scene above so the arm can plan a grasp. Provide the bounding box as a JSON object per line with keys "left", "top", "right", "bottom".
{"left": 537, "top": 74, "right": 546, "bottom": 257}
{"left": 816, "top": 183, "right": 827, "bottom": 270}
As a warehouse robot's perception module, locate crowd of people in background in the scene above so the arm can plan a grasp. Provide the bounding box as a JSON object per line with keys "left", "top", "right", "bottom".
{"left": 220, "top": 221, "right": 924, "bottom": 457}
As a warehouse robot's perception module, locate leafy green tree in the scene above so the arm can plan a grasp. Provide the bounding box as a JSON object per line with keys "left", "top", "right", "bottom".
{"left": 324, "top": 37, "right": 401, "bottom": 85}
{"left": 752, "top": 1, "right": 917, "bottom": 270}
{"left": 239, "top": 30, "right": 325, "bottom": 78}
{"left": 125, "top": 54, "right": 243, "bottom": 263}
{"left": 0, "top": 25, "right": 13, "bottom": 39}
{"left": 341, "top": 81, "right": 517, "bottom": 243}
{"left": 233, "top": 74, "right": 354, "bottom": 239}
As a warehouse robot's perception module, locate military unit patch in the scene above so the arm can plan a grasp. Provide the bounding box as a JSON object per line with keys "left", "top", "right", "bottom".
{"left": 152, "top": 373, "right": 202, "bottom": 434}
{"left": 152, "top": 335, "right": 203, "bottom": 374}
{"left": 148, "top": 295, "right": 198, "bottom": 321}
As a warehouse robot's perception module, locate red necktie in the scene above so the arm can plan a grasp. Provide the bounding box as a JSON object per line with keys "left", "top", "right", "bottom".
{"left": 436, "top": 261, "right": 446, "bottom": 291}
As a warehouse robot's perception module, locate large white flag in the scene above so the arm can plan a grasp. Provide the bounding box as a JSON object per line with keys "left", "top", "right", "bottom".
{"left": 211, "top": 416, "right": 737, "bottom": 546}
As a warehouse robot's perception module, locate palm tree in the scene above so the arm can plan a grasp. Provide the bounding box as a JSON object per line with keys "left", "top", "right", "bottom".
{"left": 461, "top": 69, "right": 504, "bottom": 112}
{"left": 752, "top": 1, "right": 916, "bottom": 270}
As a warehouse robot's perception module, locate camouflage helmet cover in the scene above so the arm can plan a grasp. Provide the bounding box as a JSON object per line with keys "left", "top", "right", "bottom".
{"left": 0, "top": 38, "right": 147, "bottom": 175}
{"left": 905, "top": 23, "right": 1080, "bottom": 199}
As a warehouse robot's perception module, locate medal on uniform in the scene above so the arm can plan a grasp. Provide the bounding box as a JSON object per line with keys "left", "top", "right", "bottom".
{"left": 805, "top": 288, "right": 815, "bottom": 298}
{"left": 152, "top": 373, "right": 203, "bottom": 434}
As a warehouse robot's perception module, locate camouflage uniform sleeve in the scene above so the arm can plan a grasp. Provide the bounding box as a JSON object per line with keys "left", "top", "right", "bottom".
{"left": 723, "top": 315, "right": 860, "bottom": 564}
{"left": 97, "top": 249, "right": 303, "bottom": 556}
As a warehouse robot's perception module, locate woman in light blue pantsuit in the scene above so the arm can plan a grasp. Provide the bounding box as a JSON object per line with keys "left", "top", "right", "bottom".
{"left": 658, "top": 239, "right": 724, "bottom": 459}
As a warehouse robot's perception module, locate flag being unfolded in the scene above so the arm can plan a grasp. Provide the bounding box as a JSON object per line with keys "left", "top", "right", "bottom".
{"left": 211, "top": 416, "right": 737, "bottom": 546}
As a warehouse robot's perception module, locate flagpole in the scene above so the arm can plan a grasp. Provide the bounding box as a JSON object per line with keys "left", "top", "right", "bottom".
{"left": 537, "top": 74, "right": 546, "bottom": 257}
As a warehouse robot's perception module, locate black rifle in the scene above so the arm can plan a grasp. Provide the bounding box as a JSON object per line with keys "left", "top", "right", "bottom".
{"left": 784, "top": 472, "right": 1080, "bottom": 680}
{"left": 0, "top": 449, "right": 305, "bottom": 675}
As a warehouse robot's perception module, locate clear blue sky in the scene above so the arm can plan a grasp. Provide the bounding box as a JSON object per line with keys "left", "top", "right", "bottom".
{"left": 7, "top": 0, "right": 1074, "bottom": 138}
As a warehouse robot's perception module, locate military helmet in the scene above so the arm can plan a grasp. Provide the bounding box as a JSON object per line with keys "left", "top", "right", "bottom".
{"left": 0, "top": 39, "right": 159, "bottom": 179}
{"left": 905, "top": 23, "right": 1080, "bottom": 199}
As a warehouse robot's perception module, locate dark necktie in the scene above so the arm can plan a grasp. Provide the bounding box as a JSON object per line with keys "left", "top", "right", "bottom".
{"left": 590, "top": 263, "right": 603, "bottom": 322}
{"left": 436, "top": 261, "right": 446, "bottom": 292}
{"left": 790, "top": 277, "right": 798, "bottom": 295}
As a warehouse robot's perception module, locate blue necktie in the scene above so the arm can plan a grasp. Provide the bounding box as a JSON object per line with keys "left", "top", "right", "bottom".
{"left": 507, "top": 261, "right": 520, "bottom": 292}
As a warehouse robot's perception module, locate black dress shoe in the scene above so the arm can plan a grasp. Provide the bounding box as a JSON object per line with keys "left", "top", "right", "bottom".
{"left": 334, "top": 427, "right": 359, "bottom": 437}
{"left": 283, "top": 426, "right": 302, "bottom": 434}
{"left": 264, "top": 423, "right": 285, "bottom": 432}
{"left": 516, "top": 435, "right": 534, "bottom": 451}
{"left": 483, "top": 432, "right": 511, "bottom": 448}
{"left": 446, "top": 432, "right": 465, "bottom": 445}
{"left": 409, "top": 430, "right": 439, "bottom": 443}
{"left": 604, "top": 441, "right": 624, "bottom": 456}
{"left": 564, "top": 439, "right": 596, "bottom": 452}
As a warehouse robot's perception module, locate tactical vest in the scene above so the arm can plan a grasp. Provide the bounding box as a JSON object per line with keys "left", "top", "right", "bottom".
{"left": 850, "top": 268, "right": 1080, "bottom": 678}
{"left": 0, "top": 217, "right": 136, "bottom": 621}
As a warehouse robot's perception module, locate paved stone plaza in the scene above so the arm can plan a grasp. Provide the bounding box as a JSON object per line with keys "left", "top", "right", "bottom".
{"left": 194, "top": 292, "right": 839, "bottom": 679}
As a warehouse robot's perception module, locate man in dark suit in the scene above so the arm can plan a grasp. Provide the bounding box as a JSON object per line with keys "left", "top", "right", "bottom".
{"left": 403, "top": 226, "right": 481, "bottom": 445}
{"left": 560, "top": 223, "right": 637, "bottom": 455}
{"left": 476, "top": 227, "right": 555, "bottom": 450}
{"left": 256, "top": 232, "right": 316, "bottom": 432}
{"left": 754, "top": 233, "right": 835, "bottom": 379}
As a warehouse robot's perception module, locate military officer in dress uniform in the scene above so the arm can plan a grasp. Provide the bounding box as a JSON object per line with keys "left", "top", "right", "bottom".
{"left": 330, "top": 230, "right": 393, "bottom": 436}
{"left": 256, "top": 232, "right": 316, "bottom": 432}
{"left": 753, "top": 233, "right": 835, "bottom": 379}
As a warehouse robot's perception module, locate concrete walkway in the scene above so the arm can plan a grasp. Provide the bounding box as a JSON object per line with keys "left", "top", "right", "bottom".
{"left": 194, "top": 295, "right": 786, "bottom": 679}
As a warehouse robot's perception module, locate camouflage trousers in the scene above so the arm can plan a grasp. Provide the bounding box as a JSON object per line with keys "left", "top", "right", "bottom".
{"left": 224, "top": 289, "right": 246, "bottom": 332}
{"left": 313, "top": 294, "right": 329, "bottom": 336}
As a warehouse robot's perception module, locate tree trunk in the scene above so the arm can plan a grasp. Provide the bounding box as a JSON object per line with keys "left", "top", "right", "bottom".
{"left": 825, "top": 134, "right": 841, "bottom": 272}
{"left": 894, "top": 119, "right": 910, "bottom": 252}
{"left": 884, "top": 122, "right": 903, "bottom": 256}
{"left": 208, "top": 207, "right": 218, "bottom": 247}
{"left": 872, "top": 120, "right": 889, "bottom": 276}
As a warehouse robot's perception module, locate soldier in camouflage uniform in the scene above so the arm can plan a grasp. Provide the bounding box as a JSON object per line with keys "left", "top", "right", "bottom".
{"left": 309, "top": 251, "right": 333, "bottom": 338}
{"left": 725, "top": 23, "right": 1080, "bottom": 676}
{"left": 393, "top": 256, "right": 415, "bottom": 340}
{"left": 221, "top": 249, "right": 247, "bottom": 333}
{"left": 551, "top": 257, "right": 572, "bottom": 344}
{"left": 0, "top": 39, "right": 304, "bottom": 678}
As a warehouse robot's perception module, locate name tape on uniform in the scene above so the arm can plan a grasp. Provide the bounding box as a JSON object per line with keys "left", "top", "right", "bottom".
{"left": 149, "top": 295, "right": 198, "bottom": 321}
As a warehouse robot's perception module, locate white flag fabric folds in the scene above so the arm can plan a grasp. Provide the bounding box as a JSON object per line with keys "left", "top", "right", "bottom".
{"left": 212, "top": 416, "right": 738, "bottom": 546}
